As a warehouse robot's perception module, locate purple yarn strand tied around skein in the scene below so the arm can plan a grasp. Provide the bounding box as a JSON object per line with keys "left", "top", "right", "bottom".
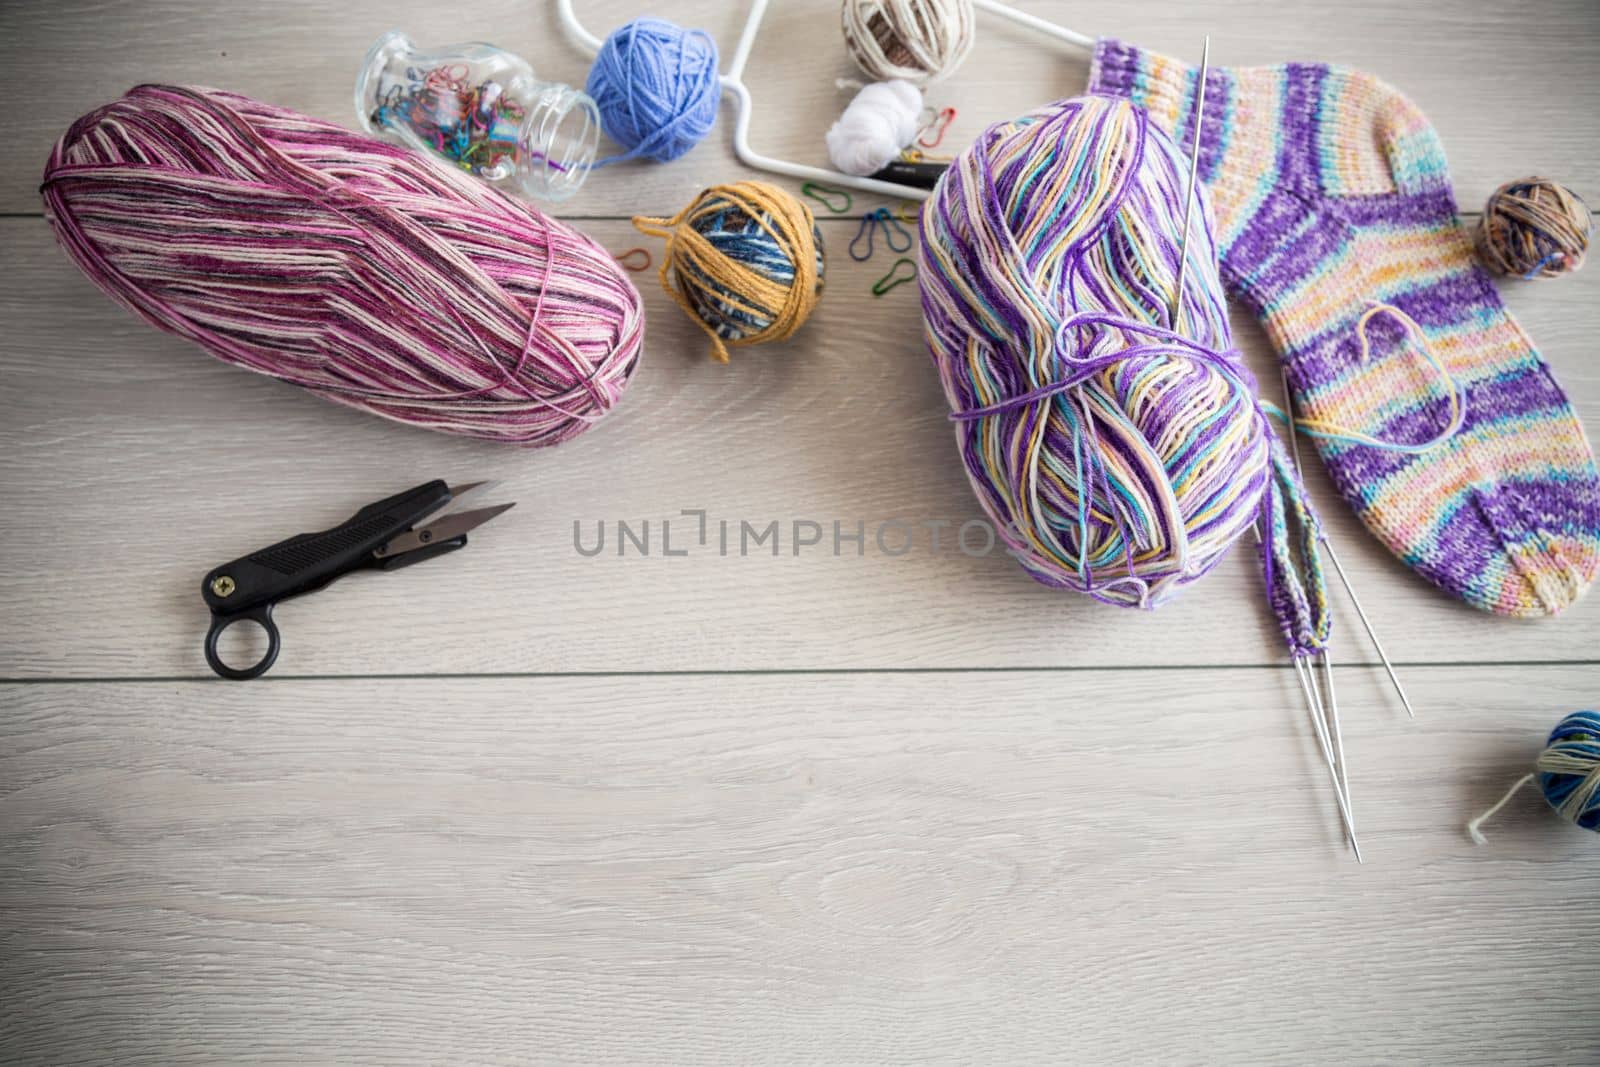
{"left": 41, "top": 85, "right": 644, "bottom": 446}
{"left": 918, "top": 94, "right": 1331, "bottom": 654}
{"left": 587, "top": 17, "right": 721, "bottom": 165}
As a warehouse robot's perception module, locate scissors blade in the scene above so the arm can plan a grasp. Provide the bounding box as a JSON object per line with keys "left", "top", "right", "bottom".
{"left": 373, "top": 502, "right": 516, "bottom": 559}
{"left": 388, "top": 480, "right": 500, "bottom": 533}
{"left": 445, "top": 480, "right": 498, "bottom": 507}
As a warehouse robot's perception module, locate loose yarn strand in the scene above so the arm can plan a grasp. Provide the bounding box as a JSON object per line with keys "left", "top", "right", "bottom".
{"left": 1269, "top": 303, "right": 1466, "bottom": 455}
{"left": 1467, "top": 774, "right": 1536, "bottom": 844}
{"left": 1469, "top": 710, "right": 1600, "bottom": 842}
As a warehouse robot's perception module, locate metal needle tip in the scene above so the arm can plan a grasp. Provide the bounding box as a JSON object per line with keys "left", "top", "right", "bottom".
{"left": 1277, "top": 366, "right": 1415, "bottom": 719}
{"left": 1322, "top": 542, "right": 1415, "bottom": 719}
{"left": 1170, "top": 35, "right": 1210, "bottom": 329}
{"left": 1277, "top": 367, "right": 1360, "bottom": 858}
{"left": 1293, "top": 656, "right": 1362, "bottom": 859}
{"left": 1320, "top": 647, "right": 1356, "bottom": 850}
{"left": 1183, "top": 42, "right": 1357, "bottom": 860}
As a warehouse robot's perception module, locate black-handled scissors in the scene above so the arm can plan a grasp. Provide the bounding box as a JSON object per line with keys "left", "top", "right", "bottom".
{"left": 200, "top": 479, "right": 514, "bottom": 680}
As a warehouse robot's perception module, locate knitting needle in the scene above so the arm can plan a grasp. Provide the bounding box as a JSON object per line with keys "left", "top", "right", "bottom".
{"left": 1278, "top": 369, "right": 1416, "bottom": 719}
{"left": 1265, "top": 509, "right": 1359, "bottom": 857}
{"left": 1167, "top": 39, "right": 1356, "bottom": 858}
{"left": 1293, "top": 627, "right": 1359, "bottom": 858}
{"left": 1246, "top": 515, "right": 1359, "bottom": 857}
{"left": 1292, "top": 653, "right": 1362, "bottom": 860}
{"left": 1269, "top": 525, "right": 1356, "bottom": 857}
{"left": 1323, "top": 538, "right": 1415, "bottom": 719}
{"left": 1320, "top": 645, "right": 1348, "bottom": 790}
{"left": 1170, "top": 35, "right": 1210, "bottom": 326}
{"left": 1277, "top": 368, "right": 1357, "bottom": 843}
{"left": 1245, "top": 480, "right": 1359, "bottom": 854}
{"left": 1320, "top": 652, "right": 1363, "bottom": 858}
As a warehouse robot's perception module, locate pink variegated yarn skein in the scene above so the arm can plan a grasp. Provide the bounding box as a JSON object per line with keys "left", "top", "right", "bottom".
{"left": 41, "top": 84, "right": 644, "bottom": 446}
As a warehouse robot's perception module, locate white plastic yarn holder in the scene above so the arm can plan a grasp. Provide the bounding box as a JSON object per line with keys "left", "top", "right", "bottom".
{"left": 555, "top": 0, "right": 1092, "bottom": 200}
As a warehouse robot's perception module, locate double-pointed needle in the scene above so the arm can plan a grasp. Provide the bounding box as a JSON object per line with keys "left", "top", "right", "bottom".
{"left": 1276, "top": 374, "right": 1415, "bottom": 720}
{"left": 1278, "top": 367, "right": 1358, "bottom": 856}
{"left": 1169, "top": 38, "right": 1357, "bottom": 858}
{"left": 1170, "top": 36, "right": 1210, "bottom": 328}
{"left": 1292, "top": 653, "right": 1362, "bottom": 861}
{"left": 1243, "top": 517, "right": 1360, "bottom": 859}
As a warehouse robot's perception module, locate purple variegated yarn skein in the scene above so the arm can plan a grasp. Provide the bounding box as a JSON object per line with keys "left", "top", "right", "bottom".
{"left": 918, "top": 95, "right": 1326, "bottom": 651}
{"left": 41, "top": 84, "right": 644, "bottom": 446}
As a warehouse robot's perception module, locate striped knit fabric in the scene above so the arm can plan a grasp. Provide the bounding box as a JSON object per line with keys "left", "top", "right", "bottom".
{"left": 1090, "top": 40, "right": 1600, "bottom": 617}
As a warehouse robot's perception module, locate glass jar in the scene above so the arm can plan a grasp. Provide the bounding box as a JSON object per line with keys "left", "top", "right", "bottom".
{"left": 356, "top": 30, "right": 600, "bottom": 201}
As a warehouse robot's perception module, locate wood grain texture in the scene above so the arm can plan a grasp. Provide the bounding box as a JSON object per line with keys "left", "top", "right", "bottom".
{"left": 2, "top": 219, "right": 1597, "bottom": 678}
{"left": 3, "top": 0, "right": 1598, "bottom": 215}
{"left": 3, "top": 670, "right": 1598, "bottom": 1065}
{"left": 4, "top": 3, "right": 1600, "bottom": 1063}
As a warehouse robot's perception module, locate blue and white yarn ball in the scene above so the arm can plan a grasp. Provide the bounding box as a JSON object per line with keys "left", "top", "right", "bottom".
{"left": 1537, "top": 709, "right": 1600, "bottom": 831}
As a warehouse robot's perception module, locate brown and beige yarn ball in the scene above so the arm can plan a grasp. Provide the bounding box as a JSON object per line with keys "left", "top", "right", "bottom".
{"left": 1475, "top": 177, "right": 1591, "bottom": 280}
{"left": 840, "top": 0, "right": 975, "bottom": 85}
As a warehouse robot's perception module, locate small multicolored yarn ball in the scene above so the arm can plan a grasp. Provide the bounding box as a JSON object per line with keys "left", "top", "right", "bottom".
{"left": 586, "top": 17, "right": 721, "bottom": 165}
{"left": 1475, "top": 177, "right": 1591, "bottom": 280}
{"left": 632, "top": 182, "right": 825, "bottom": 363}
{"left": 841, "top": 0, "right": 975, "bottom": 86}
{"left": 1468, "top": 710, "right": 1600, "bottom": 843}
{"left": 1536, "top": 710, "right": 1600, "bottom": 830}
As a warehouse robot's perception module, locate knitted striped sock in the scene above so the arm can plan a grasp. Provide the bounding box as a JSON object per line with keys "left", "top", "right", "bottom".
{"left": 1090, "top": 40, "right": 1600, "bottom": 617}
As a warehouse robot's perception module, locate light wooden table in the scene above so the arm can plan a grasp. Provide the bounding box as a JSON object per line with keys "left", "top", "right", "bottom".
{"left": 3, "top": 2, "right": 1598, "bottom": 1062}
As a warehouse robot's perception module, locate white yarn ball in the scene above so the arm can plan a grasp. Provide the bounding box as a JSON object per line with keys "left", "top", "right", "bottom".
{"left": 825, "top": 79, "right": 923, "bottom": 177}
{"left": 840, "top": 0, "right": 976, "bottom": 85}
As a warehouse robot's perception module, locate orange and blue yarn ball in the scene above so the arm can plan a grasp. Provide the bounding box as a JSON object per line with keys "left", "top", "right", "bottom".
{"left": 632, "top": 181, "right": 825, "bottom": 363}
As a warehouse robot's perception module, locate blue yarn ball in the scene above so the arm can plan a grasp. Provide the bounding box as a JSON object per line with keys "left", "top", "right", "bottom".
{"left": 587, "top": 17, "right": 720, "bottom": 165}
{"left": 1538, "top": 709, "right": 1600, "bottom": 831}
